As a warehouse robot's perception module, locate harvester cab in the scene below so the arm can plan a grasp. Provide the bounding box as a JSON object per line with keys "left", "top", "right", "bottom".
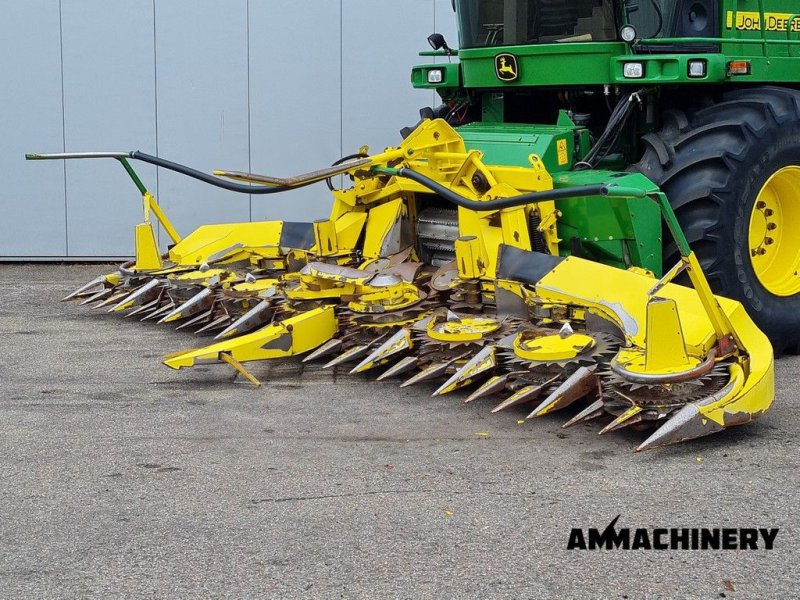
{"left": 28, "top": 0, "right": 795, "bottom": 450}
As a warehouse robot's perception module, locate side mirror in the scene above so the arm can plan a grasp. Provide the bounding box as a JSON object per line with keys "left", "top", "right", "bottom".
{"left": 428, "top": 33, "right": 451, "bottom": 53}
{"left": 451, "top": 0, "right": 456, "bottom": 11}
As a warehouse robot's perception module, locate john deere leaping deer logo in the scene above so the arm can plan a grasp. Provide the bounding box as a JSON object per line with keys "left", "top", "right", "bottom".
{"left": 495, "top": 53, "right": 519, "bottom": 82}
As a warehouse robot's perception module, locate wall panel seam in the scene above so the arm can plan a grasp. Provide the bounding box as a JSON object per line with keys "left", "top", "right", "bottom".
{"left": 59, "top": 0, "right": 68, "bottom": 255}
{"left": 339, "top": 0, "right": 344, "bottom": 161}
{"left": 153, "top": 0, "right": 161, "bottom": 244}
{"left": 246, "top": 0, "right": 252, "bottom": 222}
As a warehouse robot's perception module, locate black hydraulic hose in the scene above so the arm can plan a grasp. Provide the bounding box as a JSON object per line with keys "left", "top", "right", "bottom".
{"left": 576, "top": 88, "right": 644, "bottom": 169}
{"left": 128, "top": 151, "right": 613, "bottom": 206}
{"left": 130, "top": 151, "right": 318, "bottom": 195}
{"left": 647, "top": 0, "right": 664, "bottom": 38}
{"left": 393, "top": 167, "right": 610, "bottom": 210}
{"left": 326, "top": 153, "right": 369, "bottom": 191}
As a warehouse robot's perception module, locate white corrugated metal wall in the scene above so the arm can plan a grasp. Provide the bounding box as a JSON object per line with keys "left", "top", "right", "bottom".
{"left": 0, "top": 0, "right": 458, "bottom": 259}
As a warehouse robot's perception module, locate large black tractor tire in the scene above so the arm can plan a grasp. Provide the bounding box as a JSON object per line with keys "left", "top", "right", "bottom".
{"left": 634, "top": 86, "right": 800, "bottom": 355}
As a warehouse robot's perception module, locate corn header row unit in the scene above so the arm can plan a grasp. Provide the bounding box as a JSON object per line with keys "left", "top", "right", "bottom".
{"left": 30, "top": 0, "right": 800, "bottom": 450}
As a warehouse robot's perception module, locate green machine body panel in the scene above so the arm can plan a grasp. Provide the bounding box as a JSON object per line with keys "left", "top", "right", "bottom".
{"left": 458, "top": 121, "right": 579, "bottom": 173}
{"left": 459, "top": 42, "right": 623, "bottom": 87}
{"left": 413, "top": 1, "right": 800, "bottom": 91}
{"left": 552, "top": 170, "right": 663, "bottom": 275}
{"left": 457, "top": 122, "right": 662, "bottom": 274}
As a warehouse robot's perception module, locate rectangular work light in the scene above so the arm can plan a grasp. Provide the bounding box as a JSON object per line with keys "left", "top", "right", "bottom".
{"left": 622, "top": 62, "right": 645, "bottom": 79}
{"left": 427, "top": 69, "right": 444, "bottom": 84}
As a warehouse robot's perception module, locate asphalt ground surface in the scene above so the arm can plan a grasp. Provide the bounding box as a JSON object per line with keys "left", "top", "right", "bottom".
{"left": 0, "top": 263, "right": 797, "bottom": 599}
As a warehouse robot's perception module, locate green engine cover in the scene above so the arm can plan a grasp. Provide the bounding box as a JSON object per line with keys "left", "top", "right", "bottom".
{"left": 459, "top": 123, "right": 663, "bottom": 275}
{"left": 458, "top": 121, "right": 578, "bottom": 173}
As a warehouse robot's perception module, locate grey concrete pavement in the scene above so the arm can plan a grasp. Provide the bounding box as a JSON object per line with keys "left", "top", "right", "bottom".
{"left": 0, "top": 264, "right": 797, "bottom": 599}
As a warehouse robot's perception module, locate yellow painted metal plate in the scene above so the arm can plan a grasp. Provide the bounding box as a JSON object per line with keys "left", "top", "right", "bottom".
{"left": 362, "top": 199, "right": 403, "bottom": 259}
{"left": 334, "top": 212, "right": 368, "bottom": 252}
{"left": 134, "top": 222, "right": 163, "bottom": 271}
{"left": 514, "top": 332, "right": 595, "bottom": 362}
{"left": 614, "top": 347, "right": 702, "bottom": 377}
{"left": 168, "top": 221, "right": 283, "bottom": 266}
{"left": 231, "top": 278, "right": 279, "bottom": 293}
{"left": 348, "top": 282, "right": 422, "bottom": 313}
{"left": 163, "top": 305, "right": 338, "bottom": 369}
{"left": 427, "top": 316, "right": 500, "bottom": 342}
{"left": 174, "top": 268, "right": 234, "bottom": 283}
{"left": 534, "top": 255, "right": 737, "bottom": 354}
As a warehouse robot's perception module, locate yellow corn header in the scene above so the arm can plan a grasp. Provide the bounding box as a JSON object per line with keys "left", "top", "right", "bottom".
{"left": 28, "top": 119, "right": 774, "bottom": 451}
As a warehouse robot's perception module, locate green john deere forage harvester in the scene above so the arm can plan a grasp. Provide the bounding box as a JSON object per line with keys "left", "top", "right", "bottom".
{"left": 413, "top": 0, "right": 800, "bottom": 354}
{"left": 29, "top": 0, "right": 799, "bottom": 449}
